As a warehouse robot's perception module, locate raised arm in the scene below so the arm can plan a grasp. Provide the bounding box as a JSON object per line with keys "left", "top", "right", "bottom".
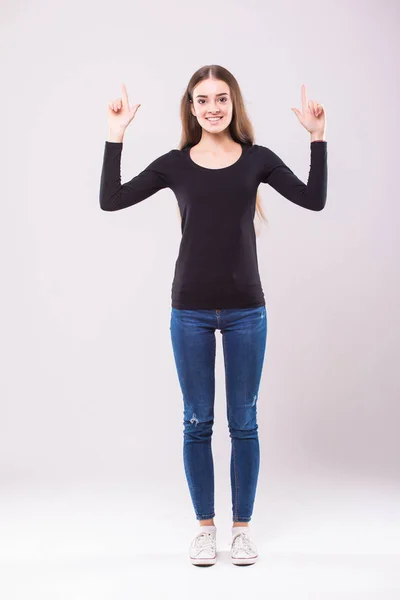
{"left": 99, "top": 141, "right": 169, "bottom": 211}
{"left": 99, "top": 83, "right": 169, "bottom": 211}
{"left": 260, "top": 140, "right": 328, "bottom": 211}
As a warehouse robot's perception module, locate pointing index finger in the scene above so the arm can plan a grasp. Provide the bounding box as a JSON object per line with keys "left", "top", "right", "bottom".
{"left": 301, "top": 84, "right": 307, "bottom": 113}
{"left": 121, "top": 82, "right": 129, "bottom": 107}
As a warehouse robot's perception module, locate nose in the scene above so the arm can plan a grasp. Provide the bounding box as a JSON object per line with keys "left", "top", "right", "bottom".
{"left": 208, "top": 102, "right": 220, "bottom": 113}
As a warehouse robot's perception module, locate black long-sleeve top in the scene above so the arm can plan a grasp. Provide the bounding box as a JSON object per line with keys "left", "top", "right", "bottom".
{"left": 99, "top": 140, "right": 328, "bottom": 309}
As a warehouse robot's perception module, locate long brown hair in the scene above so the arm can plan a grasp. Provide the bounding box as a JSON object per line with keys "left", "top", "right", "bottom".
{"left": 176, "top": 64, "right": 268, "bottom": 235}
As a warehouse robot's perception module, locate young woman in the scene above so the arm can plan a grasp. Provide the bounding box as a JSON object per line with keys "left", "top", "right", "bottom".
{"left": 99, "top": 64, "right": 328, "bottom": 567}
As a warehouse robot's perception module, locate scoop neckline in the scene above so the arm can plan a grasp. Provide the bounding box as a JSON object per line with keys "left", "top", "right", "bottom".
{"left": 185, "top": 142, "right": 247, "bottom": 171}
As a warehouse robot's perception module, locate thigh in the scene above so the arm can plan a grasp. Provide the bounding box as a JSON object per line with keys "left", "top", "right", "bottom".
{"left": 170, "top": 308, "right": 217, "bottom": 421}
{"left": 222, "top": 306, "right": 267, "bottom": 426}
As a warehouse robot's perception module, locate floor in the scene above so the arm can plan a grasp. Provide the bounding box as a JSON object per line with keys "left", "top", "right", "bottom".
{"left": 0, "top": 472, "right": 399, "bottom": 599}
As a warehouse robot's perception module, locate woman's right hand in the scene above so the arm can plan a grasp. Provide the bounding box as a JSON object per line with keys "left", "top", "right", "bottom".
{"left": 107, "top": 83, "right": 141, "bottom": 132}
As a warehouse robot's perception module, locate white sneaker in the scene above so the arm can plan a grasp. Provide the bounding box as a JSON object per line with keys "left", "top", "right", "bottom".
{"left": 231, "top": 528, "right": 258, "bottom": 565}
{"left": 189, "top": 529, "right": 217, "bottom": 566}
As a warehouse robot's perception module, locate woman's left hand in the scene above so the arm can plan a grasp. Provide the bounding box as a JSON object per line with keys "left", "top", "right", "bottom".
{"left": 291, "top": 84, "right": 326, "bottom": 134}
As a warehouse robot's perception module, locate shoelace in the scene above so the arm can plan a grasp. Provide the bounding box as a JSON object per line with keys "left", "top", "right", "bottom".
{"left": 193, "top": 532, "right": 215, "bottom": 553}
{"left": 232, "top": 532, "right": 256, "bottom": 555}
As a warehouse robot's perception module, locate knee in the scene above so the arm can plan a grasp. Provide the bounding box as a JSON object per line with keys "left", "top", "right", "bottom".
{"left": 183, "top": 412, "right": 214, "bottom": 441}
{"left": 228, "top": 409, "right": 258, "bottom": 439}
{"left": 228, "top": 423, "right": 259, "bottom": 439}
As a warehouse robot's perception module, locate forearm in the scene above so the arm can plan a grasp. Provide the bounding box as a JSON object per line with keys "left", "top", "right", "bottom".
{"left": 99, "top": 141, "right": 168, "bottom": 211}
{"left": 264, "top": 140, "right": 327, "bottom": 211}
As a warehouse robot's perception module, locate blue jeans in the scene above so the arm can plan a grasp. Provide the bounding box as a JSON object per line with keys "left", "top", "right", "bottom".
{"left": 170, "top": 305, "right": 267, "bottom": 522}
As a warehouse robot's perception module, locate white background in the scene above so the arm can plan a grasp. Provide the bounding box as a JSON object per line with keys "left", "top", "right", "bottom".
{"left": 1, "top": 0, "right": 399, "bottom": 597}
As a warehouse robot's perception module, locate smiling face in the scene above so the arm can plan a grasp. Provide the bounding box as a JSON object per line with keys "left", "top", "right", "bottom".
{"left": 190, "top": 78, "right": 233, "bottom": 134}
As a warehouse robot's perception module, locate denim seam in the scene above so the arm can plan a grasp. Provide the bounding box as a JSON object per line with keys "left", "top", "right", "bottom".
{"left": 224, "top": 330, "right": 240, "bottom": 521}
{"left": 233, "top": 438, "right": 239, "bottom": 521}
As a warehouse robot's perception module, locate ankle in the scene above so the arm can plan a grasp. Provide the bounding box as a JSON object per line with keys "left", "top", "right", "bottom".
{"left": 199, "top": 519, "right": 215, "bottom": 526}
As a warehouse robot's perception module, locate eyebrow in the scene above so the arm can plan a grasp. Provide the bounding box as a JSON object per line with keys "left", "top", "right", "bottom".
{"left": 195, "top": 92, "right": 229, "bottom": 98}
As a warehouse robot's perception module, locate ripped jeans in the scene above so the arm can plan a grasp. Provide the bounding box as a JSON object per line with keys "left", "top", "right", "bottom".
{"left": 170, "top": 305, "right": 267, "bottom": 522}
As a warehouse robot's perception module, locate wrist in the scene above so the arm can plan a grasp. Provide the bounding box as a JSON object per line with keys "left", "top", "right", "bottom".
{"left": 108, "top": 129, "right": 125, "bottom": 143}
{"left": 311, "top": 131, "right": 326, "bottom": 142}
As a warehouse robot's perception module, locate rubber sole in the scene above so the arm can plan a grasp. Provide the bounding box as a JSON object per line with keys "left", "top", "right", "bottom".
{"left": 231, "top": 554, "right": 258, "bottom": 565}
{"left": 190, "top": 554, "right": 217, "bottom": 566}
